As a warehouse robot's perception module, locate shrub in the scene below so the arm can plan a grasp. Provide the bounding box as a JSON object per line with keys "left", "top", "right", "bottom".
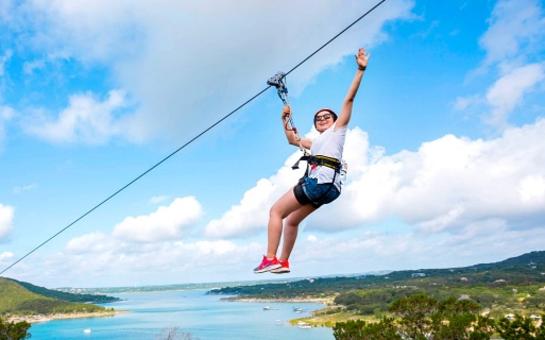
{"left": 333, "top": 318, "right": 401, "bottom": 340}
{"left": 0, "top": 317, "right": 31, "bottom": 340}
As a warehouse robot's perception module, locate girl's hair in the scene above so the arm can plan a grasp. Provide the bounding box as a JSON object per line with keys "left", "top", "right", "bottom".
{"left": 313, "top": 108, "right": 338, "bottom": 128}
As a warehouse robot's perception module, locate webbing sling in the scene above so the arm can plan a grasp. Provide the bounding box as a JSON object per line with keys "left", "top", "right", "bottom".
{"left": 292, "top": 154, "right": 342, "bottom": 172}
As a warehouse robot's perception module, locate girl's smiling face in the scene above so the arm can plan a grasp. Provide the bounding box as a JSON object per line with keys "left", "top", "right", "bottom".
{"left": 314, "top": 109, "right": 336, "bottom": 133}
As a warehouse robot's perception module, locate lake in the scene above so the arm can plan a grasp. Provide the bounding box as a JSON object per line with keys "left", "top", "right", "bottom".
{"left": 30, "top": 289, "right": 334, "bottom": 339}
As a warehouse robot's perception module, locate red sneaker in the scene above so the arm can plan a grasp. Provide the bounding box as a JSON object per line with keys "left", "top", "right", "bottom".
{"left": 254, "top": 255, "right": 281, "bottom": 273}
{"left": 270, "top": 258, "right": 290, "bottom": 274}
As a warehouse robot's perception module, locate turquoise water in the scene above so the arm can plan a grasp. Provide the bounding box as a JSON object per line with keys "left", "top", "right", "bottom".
{"left": 30, "top": 289, "right": 334, "bottom": 339}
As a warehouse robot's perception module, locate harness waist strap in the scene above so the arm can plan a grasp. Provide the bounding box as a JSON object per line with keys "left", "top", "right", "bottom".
{"left": 291, "top": 154, "right": 341, "bottom": 172}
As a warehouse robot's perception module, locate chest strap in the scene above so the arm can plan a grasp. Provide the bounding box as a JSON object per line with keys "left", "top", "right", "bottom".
{"left": 291, "top": 154, "right": 342, "bottom": 172}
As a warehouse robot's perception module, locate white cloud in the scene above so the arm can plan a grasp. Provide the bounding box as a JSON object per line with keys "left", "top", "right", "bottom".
{"left": 480, "top": 0, "right": 545, "bottom": 67}
{"left": 0, "top": 49, "right": 12, "bottom": 77}
{"left": 23, "top": 59, "right": 46, "bottom": 75}
{"left": 14, "top": 214, "right": 545, "bottom": 286}
{"left": 206, "top": 118, "right": 545, "bottom": 237}
{"left": 16, "top": 0, "right": 414, "bottom": 143}
{"left": 65, "top": 232, "right": 109, "bottom": 254}
{"left": 0, "top": 204, "right": 14, "bottom": 240}
{"left": 0, "top": 251, "right": 14, "bottom": 262}
{"left": 113, "top": 196, "right": 203, "bottom": 242}
{"left": 0, "top": 105, "right": 15, "bottom": 146}
{"left": 295, "top": 221, "right": 545, "bottom": 275}
{"left": 205, "top": 150, "right": 308, "bottom": 238}
{"left": 12, "top": 183, "right": 37, "bottom": 194}
{"left": 462, "top": 0, "right": 545, "bottom": 127}
{"left": 0, "top": 1, "right": 14, "bottom": 23}
{"left": 485, "top": 63, "right": 545, "bottom": 127}
{"left": 24, "top": 90, "right": 127, "bottom": 144}
{"left": 453, "top": 95, "right": 482, "bottom": 111}
{"left": 312, "top": 119, "right": 545, "bottom": 231}
{"left": 0, "top": 106, "right": 14, "bottom": 120}
{"left": 149, "top": 195, "right": 170, "bottom": 205}
{"left": 306, "top": 234, "right": 318, "bottom": 242}
{"left": 34, "top": 234, "right": 257, "bottom": 287}
{"left": 418, "top": 206, "right": 465, "bottom": 233}
{"left": 519, "top": 175, "right": 545, "bottom": 205}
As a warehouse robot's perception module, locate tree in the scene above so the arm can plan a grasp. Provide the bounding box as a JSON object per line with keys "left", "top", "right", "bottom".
{"left": 495, "top": 314, "right": 545, "bottom": 340}
{"left": 0, "top": 317, "right": 31, "bottom": 340}
{"left": 333, "top": 318, "right": 401, "bottom": 340}
{"left": 430, "top": 297, "right": 493, "bottom": 340}
{"left": 389, "top": 293, "right": 437, "bottom": 339}
{"left": 333, "top": 293, "right": 497, "bottom": 340}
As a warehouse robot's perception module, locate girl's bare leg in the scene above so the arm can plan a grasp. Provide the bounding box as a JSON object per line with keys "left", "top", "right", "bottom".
{"left": 279, "top": 204, "right": 317, "bottom": 260}
{"left": 266, "top": 188, "right": 304, "bottom": 258}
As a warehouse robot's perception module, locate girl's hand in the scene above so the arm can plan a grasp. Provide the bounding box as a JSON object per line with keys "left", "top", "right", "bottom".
{"left": 356, "top": 48, "right": 369, "bottom": 70}
{"left": 281, "top": 105, "right": 291, "bottom": 120}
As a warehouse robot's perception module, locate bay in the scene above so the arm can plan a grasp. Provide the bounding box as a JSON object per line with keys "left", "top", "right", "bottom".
{"left": 29, "top": 289, "right": 334, "bottom": 339}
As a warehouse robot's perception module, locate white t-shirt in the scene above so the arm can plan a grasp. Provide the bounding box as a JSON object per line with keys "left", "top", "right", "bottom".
{"left": 308, "top": 123, "right": 347, "bottom": 190}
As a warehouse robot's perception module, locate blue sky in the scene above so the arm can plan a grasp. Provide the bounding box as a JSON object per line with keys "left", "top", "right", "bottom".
{"left": 1, "top": 0, "right": 545, "bottom": 288}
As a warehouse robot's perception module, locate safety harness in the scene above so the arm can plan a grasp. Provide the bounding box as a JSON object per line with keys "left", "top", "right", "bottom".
{"left": 292, "top": 154, "right": 341, "bottom": 172}
{"left": 268, "top": 72, "right": 345, "bottom": 200}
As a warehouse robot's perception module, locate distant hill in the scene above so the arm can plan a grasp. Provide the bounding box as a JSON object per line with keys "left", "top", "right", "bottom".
{"left": 9, "top": 278, "right": 118, "bottom": 304}
{"left": 208, "top": 251, "right": 545, "bottom": 327}
{"left": 0, "top": 277, "right": 118, "bottom": 317}
{"left": 210, "top": 250, "right": 545, "bottom": 298}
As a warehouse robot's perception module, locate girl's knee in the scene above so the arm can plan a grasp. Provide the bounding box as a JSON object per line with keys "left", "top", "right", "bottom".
{"left": 285, "top": 217, "right": 299, "bottom": 228}
{"left": 269, "top": 205, "right": 282, "bottom": 219}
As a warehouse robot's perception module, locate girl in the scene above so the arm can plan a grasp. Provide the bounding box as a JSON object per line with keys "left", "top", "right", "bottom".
{"left": 254, "top": 48, "right": 369, "bottom": 274}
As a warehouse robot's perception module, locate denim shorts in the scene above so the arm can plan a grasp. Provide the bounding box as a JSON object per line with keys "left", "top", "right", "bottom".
{"left": 293, "top": 176, "right": 341, "bottom": 208}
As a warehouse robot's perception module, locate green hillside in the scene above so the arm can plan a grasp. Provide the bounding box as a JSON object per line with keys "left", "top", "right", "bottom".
{"left": 210, "top": 251, "right": 545, "bottom": 297}
{"left": 0, "top": 277, "right": 113, "bottom": 316}
{"left": 9, "top": 278, "right": 118, "bottom": 304}
{"left": 209, "top": 251, "right": 545, "bottom": 323}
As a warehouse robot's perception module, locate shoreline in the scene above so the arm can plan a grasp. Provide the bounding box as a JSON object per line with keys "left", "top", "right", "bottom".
{"left": 220, "top": 296, "right": 333, "bottom": 304}
{"left": 6, "top": 310, "right": 123, "bottom": 324}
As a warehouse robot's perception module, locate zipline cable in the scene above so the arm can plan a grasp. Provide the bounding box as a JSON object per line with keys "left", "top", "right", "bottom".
{"left": 0, "top": 0, "right": 388, "bottom": 276}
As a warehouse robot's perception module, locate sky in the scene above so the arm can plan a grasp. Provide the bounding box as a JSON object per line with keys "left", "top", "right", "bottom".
{"left": 1, "top": 0, "right": 545, "bottom": 288}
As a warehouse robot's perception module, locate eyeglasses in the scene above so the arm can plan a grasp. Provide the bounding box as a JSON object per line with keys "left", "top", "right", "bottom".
{"left": 314, "top": 113, "right": 333, "bottom": 122}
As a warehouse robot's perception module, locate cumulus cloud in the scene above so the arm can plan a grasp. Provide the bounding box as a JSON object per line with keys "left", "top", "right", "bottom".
{"left": 23, "top": 90, "right": 127, "bottom": 144}
{"left": 480, "top": 0, "right": 545, "bottom": 67}
{"left": 463, "top": 0, "right": 545, "bottom": 127}
{"left": 0, "top": 105, "right": 15, "bottom": 146}
{"left": 485, "top": 63, "right": 545, "bottom": 127}
{"left": 312, "top": 119, "right": 545, "bottom": 231}
{"left": 204, "top": 161, "right": 304, "bottom": 238}
{"left": 206, "top": 118, "right": 545, "bottom": 237}
{"left": 0, "top": 49, "right": 12, "bottom": 77}
{"left": 0, "top": 252, "right": 14, "bottom": 266}
{"left": 12, "top": 183, "right": 37, "bottom": 194}
{"left": 0, "top": 106, "right": 14, "bottom": 120}
{"left": 519, "top": 175, "right": 545, "bottom": 204}
{"left": 0, "top": 1, "right": 14, "bottom": 23}
{"left": 0, "top": 204, "right": 14, "bottom": 240}
{"left": 65, "top": 232, "right": 110, "bottom": 254}
{"left": 21, "top": 214, "right": 545, "bottom": 286}
{"left": 22, "top": 59, "right": 46, "bottom": 75}
{"left": 39, "top": 234, "right": 258, "bottom": 287}
{"left": 113, "top": 196, "right": 203, "bottom": 242}
{"left": 13, "top": 0, "right": 413, "bottom": 143}
{"left": 292, "top": 221, "right": 545, "bottom": 275}
{"left": 11, "top": 195, "right": 244, "bottom": 285}
{"left": 453, "top": 95, "right": 482, "bottom": 111}
{"left": 149, "top": 195, "right": 170, "bottom": 205}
